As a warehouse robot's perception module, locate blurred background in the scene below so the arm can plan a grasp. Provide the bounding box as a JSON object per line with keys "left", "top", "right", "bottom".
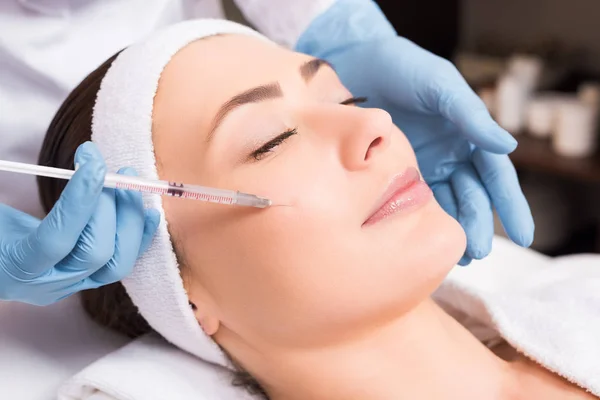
{"left": 225, "top": 0, "right": 600, "bottom": 257}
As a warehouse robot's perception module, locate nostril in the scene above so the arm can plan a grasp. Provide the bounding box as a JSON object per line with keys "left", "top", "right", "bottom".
{"left": 364, "top": 137, "right": 383, "bottom": 161}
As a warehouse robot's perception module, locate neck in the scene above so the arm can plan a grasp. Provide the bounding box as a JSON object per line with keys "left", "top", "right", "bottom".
{"left": 256, "top": 299, "right": 514, "bottom": 400}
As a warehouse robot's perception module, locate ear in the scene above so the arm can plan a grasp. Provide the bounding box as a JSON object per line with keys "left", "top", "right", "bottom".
{"left": 189, "top": 301, "right": 221, "bottom": 336}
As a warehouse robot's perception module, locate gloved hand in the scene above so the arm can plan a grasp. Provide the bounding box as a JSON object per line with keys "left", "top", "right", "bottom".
{"left": 296, "top": 0, "right": 534, "bottom": 265}
{"left": 0, "top": 142, "right": 160, "bottom": 305}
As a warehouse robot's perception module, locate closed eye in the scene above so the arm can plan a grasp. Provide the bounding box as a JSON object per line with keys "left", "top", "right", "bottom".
{"left": 340, "top": 96, "right": 368, "bottom": 106}
{"left": 247, "top": 97, "right": 368, "bottom": 162}
{"left": 249, "top": 128, "right": 298, "bottom": 161}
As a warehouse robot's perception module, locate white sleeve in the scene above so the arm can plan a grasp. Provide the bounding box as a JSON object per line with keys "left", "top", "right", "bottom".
{"left": 233, "top": 0, "right": 337, "bottom": 48}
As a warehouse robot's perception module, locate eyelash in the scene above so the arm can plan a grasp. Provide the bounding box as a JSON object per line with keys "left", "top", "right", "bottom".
{"left": 250, "top": 96, "right": 368, "bottom": 161}
{"left": 340, "top": 96, "right": 368, "bottom": 106}
{"left": 250, "top": 127, "right": 298, "bottom": 161}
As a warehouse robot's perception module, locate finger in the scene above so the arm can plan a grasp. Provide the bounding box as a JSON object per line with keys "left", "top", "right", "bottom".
{"left": 44, "top": 276, "right": 103, "bottom": 304}
{"left": 472, "top": 149, "right": 534, "bottom": 247}
{"left": 458, "top": 255, "right": 472, "bottom": 266}
{"left": 436, "top": 75, "right": 517, "bottom": 154}
{"left": 432, "top": 183, "right": 475, "bottom": 264}
{"left": 0, "top": 206, "right": 40, "bottom": 278}
{"left": 56, "top": 274, "right": 105, "bottom": 298}
{"left": 23, "top": 266, "right": 99, "bottom": 305}
{"left": 451, "top": 165, "right": 494, "bottom": 260}
{"left": 89, "top": 167, "right": 146, "bottom": 285}
{"left": 23, "top": 142, "right": 106, "bottom": 274}
{"left": 415, "top": 131, "right": 472, "bottom": 187}
{"left": 58, "top": 186, "right": 117, "bottom": 278}
{"left": 139, "top": 209, "right": 161, "bottom": 256}
{"left": 431, "top": 182, "right": 475, "bottom": 265}
{"left": 0, "top": 203, "right": 40, "bottom": 233}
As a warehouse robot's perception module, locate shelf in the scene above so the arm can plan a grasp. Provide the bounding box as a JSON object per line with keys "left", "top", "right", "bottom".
{"left": 509, "top": 134, "right": 600, "bottom": 183}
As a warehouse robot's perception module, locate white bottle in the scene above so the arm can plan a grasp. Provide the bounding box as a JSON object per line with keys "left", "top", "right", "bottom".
{"left": 552, "top": 98, "right": 598, "bottom": 158}
{"left": 508, "top": 54, "right": 544, "bottom": 92}
{"left": 496, "top": 73, "right": 528, "bottom": 133}
{"left": 526, "top": 96, "right": 555, "bottom": 138}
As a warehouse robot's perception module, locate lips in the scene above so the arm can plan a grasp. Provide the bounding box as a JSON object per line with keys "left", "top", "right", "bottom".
{"left": 363, "top": 167, "right": 433, "bottom": 226}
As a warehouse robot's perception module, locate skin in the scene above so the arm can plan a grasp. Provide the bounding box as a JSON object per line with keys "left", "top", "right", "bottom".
{"left": 150, "top": 35, "right": 595, "bottom": 400}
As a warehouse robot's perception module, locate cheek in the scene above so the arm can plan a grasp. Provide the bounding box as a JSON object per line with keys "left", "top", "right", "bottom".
{"left": 180, "top": 207, "right": 336, "bottom": 346}
{"left": 368, "top": 203, "right": 467, "bottom": 303}
{"left": 176, "top": 199, "right": 350, "bottom": 338}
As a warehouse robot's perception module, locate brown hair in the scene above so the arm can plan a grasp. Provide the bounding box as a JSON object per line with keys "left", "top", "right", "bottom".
{"left": 38, "top": 50, "right": 268, "bottom": 399}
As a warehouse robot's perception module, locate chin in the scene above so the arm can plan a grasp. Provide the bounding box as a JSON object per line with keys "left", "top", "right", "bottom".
{"left": 369, "top": 203, "right": 468, "bottom": 316}
{"left": 431, "top": 213, "right": 467, "bottom": 277}
{"left": 432, "top": 196, "right": 466, "bottom": 245}
{"left": 410, "top": 205, "right": 468, "bottom": 294}
{"left": 440, "top": 214, "right": 467, "bottom": 263}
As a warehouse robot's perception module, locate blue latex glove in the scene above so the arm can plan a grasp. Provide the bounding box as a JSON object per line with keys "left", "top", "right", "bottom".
{"left": 296, "top": 0, "right": 534, "bottom": 265}
{"left": 0, "top": 142, "right": 160, "bottom": 305}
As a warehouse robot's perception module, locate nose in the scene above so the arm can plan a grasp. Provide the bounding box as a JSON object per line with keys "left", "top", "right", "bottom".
{"left": 354, "top": 108, "right": 393, "bottom": 167}
{"left": 317, "top": 106, "right": 393, "bottom": 171}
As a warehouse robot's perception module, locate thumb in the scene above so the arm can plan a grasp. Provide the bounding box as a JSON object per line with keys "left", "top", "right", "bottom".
{"left": 25, "top": 143, "right": 106, "bottom": 274}
{"left": 139, "top": 208, "right": 161, "bottom": 256}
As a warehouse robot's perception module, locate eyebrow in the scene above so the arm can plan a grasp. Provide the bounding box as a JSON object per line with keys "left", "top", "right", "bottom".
{"left": 206, "top": 58, "right": 334, "bottom": 142}
{"left": 300, "top": 58, "right": 334, "bottom": 82}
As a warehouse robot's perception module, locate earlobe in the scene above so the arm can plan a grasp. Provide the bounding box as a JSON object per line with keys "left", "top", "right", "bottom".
{"left": 189, "top": 300, "right": 220, "bottom": 335}
{"left": 199, "top": 316, "right": 220, "bottom": 336}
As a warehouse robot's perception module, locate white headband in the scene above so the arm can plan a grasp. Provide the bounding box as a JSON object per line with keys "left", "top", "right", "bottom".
{"left": 91, "top": 19, "right": 272, "bottom": 367}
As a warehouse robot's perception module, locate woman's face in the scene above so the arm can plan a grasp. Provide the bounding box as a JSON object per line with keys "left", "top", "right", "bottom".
{"left": 152, "top": 35, "right": 466, "bottom": 350}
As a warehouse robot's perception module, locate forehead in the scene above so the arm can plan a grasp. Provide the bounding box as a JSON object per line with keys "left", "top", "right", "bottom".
{"left": 152, "top": 34, "right": 311, "bottom": 140}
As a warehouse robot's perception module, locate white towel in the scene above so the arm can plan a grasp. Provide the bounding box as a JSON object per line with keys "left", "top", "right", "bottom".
{"left": 58, "top": 334, "right": 257, "bottom": 400}
{"left": 59, "top": 237, "right": 600, "bottom": 399}
{"left": 435, "top": 240, "right": 600, "bottom": 395}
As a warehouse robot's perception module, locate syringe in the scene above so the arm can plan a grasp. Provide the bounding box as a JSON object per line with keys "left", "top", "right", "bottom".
{"left": 0, "top": 160, "right": 271, "bottom": 208}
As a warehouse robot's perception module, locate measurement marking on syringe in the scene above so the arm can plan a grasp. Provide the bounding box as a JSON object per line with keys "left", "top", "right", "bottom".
{"left": 114, "top": 182, "right": 238, "bottom": 203}
{"left": 115, "top": 183, "right": 233, "bottom": 203}
{"left": 116, "top": 182, "right": 165, "bottom": 194}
